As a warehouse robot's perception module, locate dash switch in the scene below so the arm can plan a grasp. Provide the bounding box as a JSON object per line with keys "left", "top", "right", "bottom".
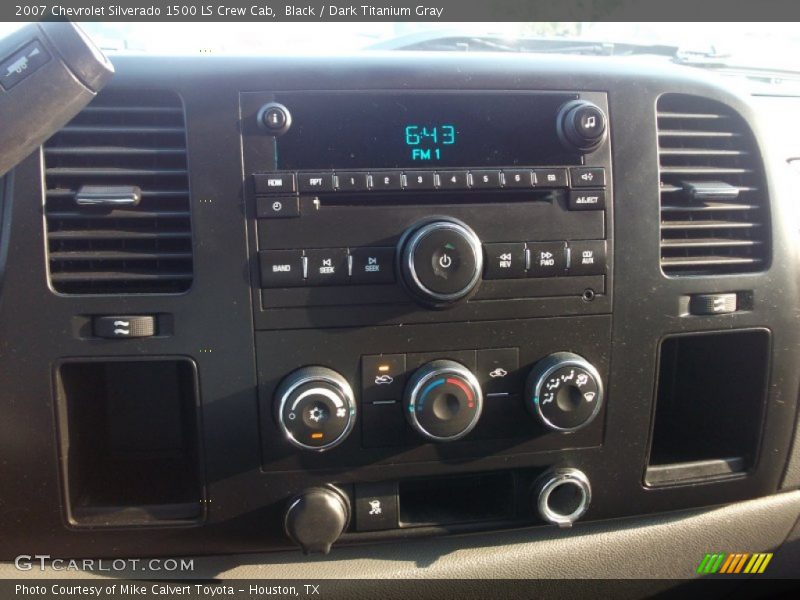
{"left": 689, "top": 293, "right": 737, "bottom": 316}
{"left": 93, "top": 316, "right": 156, "bottom": 339}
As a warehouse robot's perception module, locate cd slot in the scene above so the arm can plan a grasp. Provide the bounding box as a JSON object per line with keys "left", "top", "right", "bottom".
{"left": 316, "top": 189, "right": 558, "bottom": 207}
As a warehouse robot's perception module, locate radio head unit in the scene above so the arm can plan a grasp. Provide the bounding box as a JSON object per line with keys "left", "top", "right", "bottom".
{"left": 241, "top": 90, "right": 612, "bottom": 329}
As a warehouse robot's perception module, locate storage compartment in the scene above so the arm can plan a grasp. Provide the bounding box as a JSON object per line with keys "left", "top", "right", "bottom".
{"left": 399, "top": 472, "right": 515, "bottom": 527}
{"left": 645, "top": 330, "right": 769, "bottom": 485}
{"left": 55, "top": 358, "right": 203, "bottom": 526}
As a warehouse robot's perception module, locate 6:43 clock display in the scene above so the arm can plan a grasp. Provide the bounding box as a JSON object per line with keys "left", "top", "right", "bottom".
{"left": 404, "top": 124, "right": 457, "bottom": 162}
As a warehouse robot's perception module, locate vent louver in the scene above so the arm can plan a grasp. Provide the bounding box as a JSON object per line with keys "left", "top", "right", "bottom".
{"left": 657, "top": 94, "right": 769, "bottom": 275}
{"left": 44, "top": 90, "right": 193, "bottom": 294}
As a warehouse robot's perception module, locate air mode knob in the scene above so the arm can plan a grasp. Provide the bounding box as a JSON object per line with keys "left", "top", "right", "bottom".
{"left": 398, "top": 218, "right": 483, "bottom": 307}
{"left": 275, "top": 366, "right": 356, "bottom": 451}
{"left": 525, "top": 352, "right": 604, "bottom": 432}
{"left": 557, "top": 100, "right": 607, "bottom": 153}
{"left": 404, "top": 360, "right": 484, "bottom": 442}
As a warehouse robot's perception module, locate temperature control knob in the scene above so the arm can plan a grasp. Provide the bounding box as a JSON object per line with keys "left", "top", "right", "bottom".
{"left": 404, "top": 360, "right": 483, "bottom": 442}
{"left": 275, "top": 367, "right": 356, "bottom": 451}
{"left": 557, "top": 100, "right": 607, "bottom": 153}
{"left": 398, "top": 218, "right": 483, "bottom": 307}
{"left": 525, "top": 353, "right": 603, "bottom": 432}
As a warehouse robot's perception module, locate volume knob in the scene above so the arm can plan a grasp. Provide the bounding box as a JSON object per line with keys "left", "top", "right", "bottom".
{"left": 398, "top": 218, "right": 483, "bottom": 307}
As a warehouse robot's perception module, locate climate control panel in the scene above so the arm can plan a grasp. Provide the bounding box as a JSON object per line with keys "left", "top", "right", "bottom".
{"left": 268, "top": 345, "right": 606, "bottom": 458}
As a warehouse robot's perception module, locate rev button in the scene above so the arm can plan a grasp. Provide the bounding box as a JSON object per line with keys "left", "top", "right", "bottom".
{"left": 483, "top": 243, "right": 526, "bottom": 279}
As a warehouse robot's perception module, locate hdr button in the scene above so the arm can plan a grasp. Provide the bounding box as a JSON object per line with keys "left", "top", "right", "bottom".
{"left": 350, "top": 247, "right": 395, "bottom": 284}
{"left": 527, "top": 242, "right": 567, "bottom": 277}
{"left": 306, "top": 248, "right": 349, "bottom": 285}
{"left": 483, "top": 242, "right": 526, "bottom": 279}
{"left": 355, "top": 482, "right": 399, "bottom": 531}
{"left": 253, "top": 172, "right": 296, "bottom": 194}
{"left": 568, "top": 240, "right": 607, "bottom": 276}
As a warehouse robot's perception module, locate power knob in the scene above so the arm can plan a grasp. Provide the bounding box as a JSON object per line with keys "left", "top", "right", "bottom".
{"left": 275, "top": 367, "right": 356, "bottom": 451}
{"left": 398, "top": 218, "right": 483, "bottom": 307}
{"left": 525, "top": 352, "right": 604, "bottom": 432}
{"left": 557, "top": 100, "right": 607, "bottom": 153}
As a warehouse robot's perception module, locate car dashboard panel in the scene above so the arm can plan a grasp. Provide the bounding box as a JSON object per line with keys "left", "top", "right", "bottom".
{"left": 0, "top": 52, "right": 798, "bottom": 560}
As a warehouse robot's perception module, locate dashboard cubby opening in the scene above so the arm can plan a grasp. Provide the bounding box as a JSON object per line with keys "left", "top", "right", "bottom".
{"left": 55, "top": 358, "right": 203, "bottom": 526}
{"left": 645, "top": 330, "right": 770, "bottom": 486}
{"left": 398, "top": 472, "right": 515, "bottom": 527}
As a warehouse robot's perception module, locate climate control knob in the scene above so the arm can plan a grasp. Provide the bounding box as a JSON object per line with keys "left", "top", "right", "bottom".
{"left": 404, "top": 360, "right": 483, "bottom": 442}
{"left": 275, "top": 366, "right": 356, "bottom": 451}
{"left": 398, "top": 218, "right": 483, "bottom": 307}
{"left": 525, "top": 353, "right": 604, "bottom": 432}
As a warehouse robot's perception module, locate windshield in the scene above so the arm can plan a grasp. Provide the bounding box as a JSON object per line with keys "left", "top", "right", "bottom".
{"left": 2, "top": 22, "right": 800, "bottom": 73}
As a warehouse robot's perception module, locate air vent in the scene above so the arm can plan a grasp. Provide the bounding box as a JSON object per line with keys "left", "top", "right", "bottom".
{"left": 44, "top": 90, "right": 193, "bottom": 294}
{"left": 657, "top": 94, "right": 769, "bottom": 275}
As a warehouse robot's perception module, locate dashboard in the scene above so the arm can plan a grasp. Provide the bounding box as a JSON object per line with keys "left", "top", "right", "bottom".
{"left": 0, "top": 50, "right": 799, "bottom": 576}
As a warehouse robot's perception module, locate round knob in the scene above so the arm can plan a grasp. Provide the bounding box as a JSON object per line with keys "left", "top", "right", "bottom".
{"left": 398, "top": 218, "right": 483, "bottom": 307}
{"left": 533, "top": 468, "right": 591, "bottom": 528}
{"left": 257, "top": 101, "right": 292, "bottom": 136}
{"left": 284, "top": 486, "right": 350, "bottom": 554}
{"left": 275, "top": 367, "right": 356, "bottom": 451}
{"left": 525, "top": 352, "right": 604, "bottom": 432}
{"left": 557, "top": 100, "right": 607, "bottom": 153}
{"left": 404, "top": 360, "right": 483, "bottom": 442}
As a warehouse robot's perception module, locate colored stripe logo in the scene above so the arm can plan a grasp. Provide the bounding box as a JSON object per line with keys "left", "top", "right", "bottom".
{"left": 697, "top": 552, "right": 773, "bottom": 574}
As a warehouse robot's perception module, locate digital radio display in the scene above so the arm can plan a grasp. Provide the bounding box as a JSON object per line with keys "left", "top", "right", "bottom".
{"left": 275, "top": 92, "right": 580, "bottom": 169}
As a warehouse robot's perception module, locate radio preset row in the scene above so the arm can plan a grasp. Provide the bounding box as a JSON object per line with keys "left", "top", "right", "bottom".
{"left": 253, "top": 166, "right": 605, "bottom": 196}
